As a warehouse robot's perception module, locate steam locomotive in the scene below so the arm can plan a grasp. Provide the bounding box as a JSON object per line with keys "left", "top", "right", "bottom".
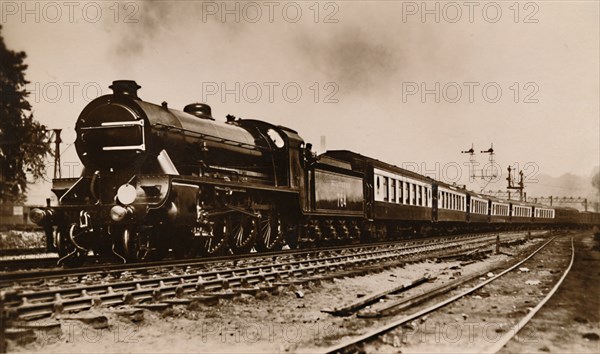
{"left": 30, "top": 81, "right": 600, "bottom": 266}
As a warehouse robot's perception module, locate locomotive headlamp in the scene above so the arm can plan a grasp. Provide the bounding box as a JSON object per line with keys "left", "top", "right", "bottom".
{"left": 116, "top": 184, "right": 137, "bottom": 205}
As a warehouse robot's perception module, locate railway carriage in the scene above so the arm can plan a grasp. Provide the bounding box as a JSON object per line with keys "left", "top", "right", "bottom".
{"left": 466, "top": 192, "right": 491, "bottom": 226}
{"left": 433, "top": 182, "right": 467, "bottom": 233}
{"left": 553, "top": 207, "right": 580, "bottom": 229}
{"left": 532, "top": 205, "right": 555, "bottom": 226}
{"left": 510, "top": 201, "right": 533, "bottom": 227}
{"left": 489, "top": 197, "right": 511, "bottom": 224}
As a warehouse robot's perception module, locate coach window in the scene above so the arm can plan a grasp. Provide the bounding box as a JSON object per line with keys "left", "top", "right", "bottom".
{"left": 391, "top": 179, "right": 396, "bottom": 203}
{"left": 398, "top": 181, "right": 403, "bottom": 204}
{"left": 383, "top": 177, "right": 389, "bottom": 202}
{"left": 405, "top": 183, "right": 410, "bottom": 204}
{"left": 418, "top": 186, "right": 422, "bottom": 206}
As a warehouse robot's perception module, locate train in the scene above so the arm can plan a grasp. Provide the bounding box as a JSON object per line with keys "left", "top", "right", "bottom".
{"left": 29, "top": 80, "right": 600, "bottom": 266}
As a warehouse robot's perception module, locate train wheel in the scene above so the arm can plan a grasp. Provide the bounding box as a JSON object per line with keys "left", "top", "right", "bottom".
{"left": 121, "top": 227, "right": 161, "bottom": 261}
{"left": 336, "top": 220, "right": 350, "bottom": 242}
{"left": 199, "top": 216, "right": 229, "bottom": 256}
{"left": 56, "top": 224, "right": 86, "bottom": 267}
{"left": 321, "top": 220, "right": 337, "bottom": 242}
{"left": 256, "top": 210, "right": 284, "bottom": 252}
{"left": 349, "top": 221, "right": 361, "bottom": 242}
{"left": 284, "top": 225, "right": 299, "bottom": 249}
{"left": 229, "top": 214, "right": 257, "bottom": 254}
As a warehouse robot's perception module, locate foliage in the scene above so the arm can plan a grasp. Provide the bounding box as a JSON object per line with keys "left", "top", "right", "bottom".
{"left": 0, "top": 25, "right": 51, "bottom": 203}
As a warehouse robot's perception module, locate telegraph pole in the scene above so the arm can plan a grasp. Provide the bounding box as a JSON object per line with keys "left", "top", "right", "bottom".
{"left": 50, "top": 129, "right": 62, "bottom": 179}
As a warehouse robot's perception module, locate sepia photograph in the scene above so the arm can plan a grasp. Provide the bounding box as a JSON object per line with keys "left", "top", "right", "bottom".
{"left": 1, "top": 1, "right": 599, "bottom": 353}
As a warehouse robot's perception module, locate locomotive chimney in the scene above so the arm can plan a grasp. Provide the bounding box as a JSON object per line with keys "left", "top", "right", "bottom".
{"left": 109, "top": 80, "right": 141, "bottom": 99}
{"left": 184, "top": 103, "right": 215, "bottom": 121}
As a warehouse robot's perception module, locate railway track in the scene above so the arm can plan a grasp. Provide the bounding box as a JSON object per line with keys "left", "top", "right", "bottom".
{"left": 319, "top": 232, "right": 573, "bottom": 353}
{"left": 1, "top": 231, "right": 537, "bottom": 325}
{"left": 0, "top": 231, "right": 539, "bottom": 285}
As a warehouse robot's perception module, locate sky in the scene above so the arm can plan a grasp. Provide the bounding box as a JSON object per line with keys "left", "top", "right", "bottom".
{"left": 2, "top": 0, "right": 599, "bottom": 204}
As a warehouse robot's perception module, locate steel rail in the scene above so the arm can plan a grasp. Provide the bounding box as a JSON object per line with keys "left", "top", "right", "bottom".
{"left": 319, "top": 235, "right": 565, "bottom": 354}
{"left": 3, "top": 232, "right": 518, "bottom": 321}
{"left": 0, "top": 231, "right": 531, "bottom": 287}
{"left": 483, "top": 237, "right": 575, "bottom": 353}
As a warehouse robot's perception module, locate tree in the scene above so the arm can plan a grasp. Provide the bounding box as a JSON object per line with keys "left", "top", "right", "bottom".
{"left": 0, "top": 25, "right": 51, "bottom": 203}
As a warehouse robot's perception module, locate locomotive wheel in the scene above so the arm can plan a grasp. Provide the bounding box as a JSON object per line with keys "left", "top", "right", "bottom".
{"left": 255, "top": 210, "right": 284, "bottom": 252}
{"left": 199, "top": 216, "right": 229, "bottom": 256}
{"left": 229, "top": 214, "right": 257, "bottom": 254}
{"left": 56, "top": 224, "right": 86, "bottom": 267}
